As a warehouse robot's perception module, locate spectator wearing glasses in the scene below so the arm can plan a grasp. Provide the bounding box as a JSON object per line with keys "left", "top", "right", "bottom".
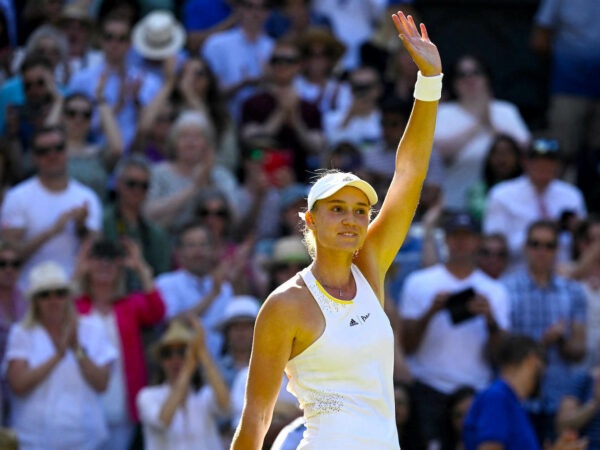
{"left": 0, "top": 125, "right": 103, "bottom": 290}
{"left": 67, "top": 11, "right": 162, "bottom": 149}
{"left": 5, "top": 261, "right": 116, "bottom": 449}
{"left": 502, "top": 220, "right": 587, "bottom": 444}
{"left": 433, "top": 53, "right": 531, "bottom": 212}
{"left": 484, "top": 138, "right": 587, "bottom": 272}
{"left": 0, "top": 241, "right": 26, "bottom": 425}
{"left": 294, "top": 26, "right": 350, "bottom": 117}
{"left": 102, "top": 156, "right": 172, "bottom": 282}
{"left": 2, "top": 53, "right": 66, "bottom": 176}
{"left": 240, "top": 37, "right": 325, "bottom": 183}
{"left": 144, "top": 110, "right": 238, "bottom": 233}
{"left": 323, "top": 65, "right": 384, "bottom": 159}
{"left": 137, "top": 318, "right": 230, "bottom": 450}
{"left": 477, "top": 233, "right": 510, "bottom": 280}
{"left": 44, "top": 76, "right": 124, "bottom": 202}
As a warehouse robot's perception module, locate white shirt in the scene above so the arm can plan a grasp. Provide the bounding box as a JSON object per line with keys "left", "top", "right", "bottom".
{"left": 434, "top": 100, "right": 530, "bottom": 211}
{"left": 3, "top": 316, "right": 117, "bottom": 450}
{"left": 0, "top": 177, "right": 102, "bottom": 290}
{"left": 483, "top": 175, "right": 587, "bottom": 267}
{"left": 201, "top": 27, "right": 275, "bottom": 119}
{"left": 155, "top": 269, "right": 234, "bottom": 358}
{"left": 137, "top": 384, "right": 226, "bottom": 450}
{"left": 400, "top": 264, "right": 511, "bottom": 394}
{"left": 323, "top": 109, "right": 382, "bottom": 155}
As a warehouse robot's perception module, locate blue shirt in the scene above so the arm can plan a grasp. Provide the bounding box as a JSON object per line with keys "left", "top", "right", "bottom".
{"left": 566, "top": 370, "right": 600, "bottom": 449}
{"left": 463, "top": 379, "right": 540, "bottom": 450}
{"left": 503, "top": 269, "right": 587, "bottom": 413}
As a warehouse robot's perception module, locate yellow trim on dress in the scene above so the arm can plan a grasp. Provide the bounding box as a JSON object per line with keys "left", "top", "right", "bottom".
{"left": 314, "top": 279, "right": 354, "bottom": 305}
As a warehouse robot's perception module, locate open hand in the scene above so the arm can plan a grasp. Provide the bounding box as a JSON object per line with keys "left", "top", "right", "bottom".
{"left": 392, "top": 11, "right": 442, "bottom": 76}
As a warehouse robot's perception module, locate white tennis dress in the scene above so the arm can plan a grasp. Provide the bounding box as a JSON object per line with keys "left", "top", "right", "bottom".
{"left": 285, "top": 264, "right": 400, "bottom": 449}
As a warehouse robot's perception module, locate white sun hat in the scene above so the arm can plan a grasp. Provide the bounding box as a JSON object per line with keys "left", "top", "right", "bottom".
{"left": 132, "top": 10, "right": 185, "bottom": 60}
{"left": 307, "top": 171, "right": 378, "bottom": 211}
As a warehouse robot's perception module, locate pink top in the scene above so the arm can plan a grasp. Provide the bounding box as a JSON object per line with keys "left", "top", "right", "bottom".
{"left": 76, "top": 289, "right": 165, "bottom": 421}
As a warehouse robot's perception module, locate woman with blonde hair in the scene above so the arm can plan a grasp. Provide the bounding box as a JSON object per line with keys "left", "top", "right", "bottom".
{"left": 231, "top": 11, "right": 442, "bottom": 449}
{"left": 5, "top": 260, "right": 116, "bottom": 449}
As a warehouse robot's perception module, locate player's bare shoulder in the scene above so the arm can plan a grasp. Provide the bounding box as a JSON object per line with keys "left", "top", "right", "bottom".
{"left": 257, "top": 273, "right": 315, "bottom": 328}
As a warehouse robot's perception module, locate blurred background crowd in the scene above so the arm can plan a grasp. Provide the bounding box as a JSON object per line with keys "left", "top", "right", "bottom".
{"left": 0, "top": 0, "right": 598, "bottom": 448}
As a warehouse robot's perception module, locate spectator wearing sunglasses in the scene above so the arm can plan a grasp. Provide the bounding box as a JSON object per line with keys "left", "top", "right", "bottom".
{"left": 433, "top": 53, "right": 531, "bottom": 213}
{"left": 43, "top": 85, "right": 124, "bottom": 203}
{"left": 0, "top": 125, "right": 103, "bottom": 291}
{"left": 323, "top": 65, "right": 384, "bottom": 160}
{"left": 102, "top": 156, "right": 172, "bottom": 283}
{"left": 1, "top": 53, "right": 67, "bottom": 175}
{"left": 137, "top": 318, "right": 230, "bottom": 450}
{"left": 483, "top": 138, "right": 587, "bottom": 272}
{"left": 0, "top": 240, "right": 26, "bottom": 425}
{"left": 477, "top": 233, "right": 510, "bottom": 280}
{"left": 66, "top": 11, "right": 161, "bottom": 150}
{"left": 144, "top": 110, "right": 238, "bottom": 233}
{"left": 240, "top": 37, "right": 325, "bottom": 183}
{"left": 502, "top": 220, "right": 587, "bottom": 444}
{"left": 4, "top": 261, "right": 116, "bottom": 449}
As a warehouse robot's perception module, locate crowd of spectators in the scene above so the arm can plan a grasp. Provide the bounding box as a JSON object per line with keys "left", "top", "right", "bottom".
{"left": 0, "top": 0, "right": 598, "bottom": 449}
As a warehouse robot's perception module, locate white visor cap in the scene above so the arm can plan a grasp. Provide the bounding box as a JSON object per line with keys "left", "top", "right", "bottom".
{"left": 307, "top": 172, "right": 378, "bottom": 211}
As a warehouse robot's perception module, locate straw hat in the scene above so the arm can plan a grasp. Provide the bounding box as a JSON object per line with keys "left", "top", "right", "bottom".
{"left": 297, "top": 27, "right": 346, "bottom": 62}
{"left": 25, "top": 261, "right": 72, "bottom": 301}
{"left": 132, "top": 10, "right": 185, "bottom": 60}
{"left": 150, "top": 320, "right": 194, "bottom": 361}
{"left": 265, "top": 236, "right": 311, "bottom": 270}
{"left": 57, "top": 1, "right": 94, "bottom": 26}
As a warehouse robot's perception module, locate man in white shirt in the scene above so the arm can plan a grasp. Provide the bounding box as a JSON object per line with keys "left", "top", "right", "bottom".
{"left": 154, "top": 222, "right": 234, "bottom": 359}
{"left": 400, "top": 211, "right": 511, "bottom": 448}
{"left": 0, "top": 125, "right": 102, "bottom": 289}
{"left": 201, "top": 0, "right": 275, "bottom": 120}
{"left": 483, "top": 138, "right": 587, "bottom": 271}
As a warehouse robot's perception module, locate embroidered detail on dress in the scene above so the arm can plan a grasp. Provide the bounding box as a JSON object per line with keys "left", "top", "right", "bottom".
{"left": 312, "top": 282, "right": 353, "bottom": 313}
{"left": 305, "top": 391, "right": 344, "bottom": 417}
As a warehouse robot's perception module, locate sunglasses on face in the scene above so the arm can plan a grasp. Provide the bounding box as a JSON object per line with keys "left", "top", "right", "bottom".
{"left": 526, "top": 239, "right": 557, "bottom": 250}
{"left": 102, "top": 32, "right": 129, "bottom": 43}
{"left": 351, "top": 82, "right": 376, "bottom": 94}
{"left": 270, "top": 55, "right": 299, "bottom": 66}
{"left": 33, "top": 142, "right": 66, "bottom": 157}
{"left": 122, "top": 179, "right": 149, "bottom": 191}
{"left": 65, "top": 108, "right": 92, "bottom": 120}
{"left": 160, "top": 346, "right": 187, "bottom": 359}
{"left": 479, "top": 248, "right": 508, "bottom": 258}
{"left": 24, "top": 78, "right": 45, "bottom": 91}
{"left": 0, "top": 259, "right": 21, "bottom": 269}
{"left": 198, "top": 208, "right": 228, "bottom": 218}
{"left": 35, "top": 288, "right": 70, "bottom": 300}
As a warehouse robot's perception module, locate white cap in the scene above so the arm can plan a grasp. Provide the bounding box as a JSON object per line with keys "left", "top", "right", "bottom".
{"left": 214, "top": 296, "right": 260, "bottom": 331}
{"left": 307, "top": 172, "right": 378, "bottom": 211}
{"left": 26, "top": 261, "right": 72, "bottom": 300}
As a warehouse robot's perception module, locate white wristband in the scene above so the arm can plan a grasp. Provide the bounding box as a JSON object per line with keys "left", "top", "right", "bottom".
{"left": 413, "top": 71, "right": 444, "bottom": 102}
